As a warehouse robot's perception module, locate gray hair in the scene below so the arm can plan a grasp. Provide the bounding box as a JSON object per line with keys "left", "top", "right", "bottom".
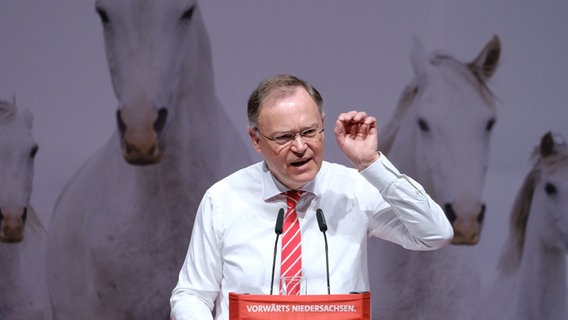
{"left": 247, "top": 74, "right": 323, "bottom": 128}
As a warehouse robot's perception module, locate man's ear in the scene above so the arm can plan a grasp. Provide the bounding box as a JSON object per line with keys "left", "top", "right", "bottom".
{"left": 248, "top": 127, "right": 262, "bottom": 153}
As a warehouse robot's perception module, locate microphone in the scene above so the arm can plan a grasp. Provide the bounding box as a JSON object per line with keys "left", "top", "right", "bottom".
{"left": 316, "top": 208, "right": 330, "bottom": 294}
{"left": 270, "top": 208, "right": 285, "bottom": 295}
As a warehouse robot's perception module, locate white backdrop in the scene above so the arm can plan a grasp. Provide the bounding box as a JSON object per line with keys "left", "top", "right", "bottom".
{"left": 1, "top": 0, "right": 567, "bottom": 293}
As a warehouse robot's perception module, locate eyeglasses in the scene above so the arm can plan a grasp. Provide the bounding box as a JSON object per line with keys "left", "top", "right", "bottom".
{"left": 255, "top": 127, "right": 324, "bottom": 146}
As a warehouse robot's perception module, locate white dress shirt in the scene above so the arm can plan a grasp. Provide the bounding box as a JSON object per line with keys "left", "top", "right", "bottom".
{"left": 170, "top": 155, "right": 453, "bottom": 320}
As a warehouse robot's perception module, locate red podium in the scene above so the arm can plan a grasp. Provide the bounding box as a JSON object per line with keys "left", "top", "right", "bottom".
{"left": 229, "top": 292, "right": 370, "bottom": 320}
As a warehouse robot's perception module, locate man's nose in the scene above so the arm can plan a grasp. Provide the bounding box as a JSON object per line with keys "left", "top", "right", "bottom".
{"left": 290, "top": 134, "right": 307, "bottom": 151}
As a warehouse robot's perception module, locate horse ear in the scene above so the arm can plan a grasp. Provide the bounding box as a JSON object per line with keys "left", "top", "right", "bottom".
{"left": 469, "top": 35, "right": 501, "bottom": 79}
{"left": 540, "top": 131, "right": 555, "bottom": 157}
{"left": 22, "top": 108, "right": 34, "bottom": 129}
{"left": 540, "top": 131, "right": 568, "bottom": 158}
{"left": 410, "top": 35, "right": 429, "bottom": 80}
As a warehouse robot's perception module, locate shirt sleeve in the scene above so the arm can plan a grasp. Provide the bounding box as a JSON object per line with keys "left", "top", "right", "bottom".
{"left": 359, "top": 153, "right": 454, "bottom": 250}
{"left": 170, "top": 193, "right": 221, "bottom": 320}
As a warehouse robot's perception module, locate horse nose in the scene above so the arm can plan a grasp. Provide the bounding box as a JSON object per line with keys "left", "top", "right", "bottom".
{"left": 153, "top": 108, "right": 168, "bottom": 134}
{"left": 0, "top": 207, "right": 27, "bottom": 243}
{"left": 116, "top": 108, "right": 168, "bottom": 165}
{"left": 444, "top": 203, "right": 485, "bottom": 245}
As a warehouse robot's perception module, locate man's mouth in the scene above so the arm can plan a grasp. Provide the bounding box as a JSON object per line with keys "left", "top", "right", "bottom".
{"left": 290, "top": 159, "right": 310, "bottom": 167}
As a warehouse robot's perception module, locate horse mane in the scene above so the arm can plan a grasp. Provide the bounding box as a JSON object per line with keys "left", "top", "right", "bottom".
{"left": 0, "top": 99, "right": 17, "bottom": 123}
{"left": 497, "top": 139, "right": 568, "bottom": 275}
{"left": 497, "top": 167, "right": 538, "bottom": 275}
{"left": 379, "top": 82, "right": 418, "bottom": 154}
{"left": 431, "top": 51, "right": 497, "bottom": 107}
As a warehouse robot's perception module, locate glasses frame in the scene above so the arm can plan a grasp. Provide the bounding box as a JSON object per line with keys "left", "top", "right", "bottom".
{"left": 255, "top": 127, "right": 325, "bottom": 147}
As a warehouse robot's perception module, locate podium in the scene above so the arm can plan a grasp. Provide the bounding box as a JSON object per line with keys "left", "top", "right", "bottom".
{"left": 229, "top": 292, "right": 370, "bottom": 320}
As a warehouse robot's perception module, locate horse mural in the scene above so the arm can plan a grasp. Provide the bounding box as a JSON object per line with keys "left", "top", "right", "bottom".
{"left": 481, "top": 131, "right": 568, "bottom": 320}
{"left": 0, "top": 98, "right": 50, "bottom": 319}
{"left": 46, "top": 1, "right": 251, "bottom": 319}
{"left": 0, "top": 99, "right": 39, "bottom": 244}
{"left": 369, "top": 35, "right": 501, "bottom": 319}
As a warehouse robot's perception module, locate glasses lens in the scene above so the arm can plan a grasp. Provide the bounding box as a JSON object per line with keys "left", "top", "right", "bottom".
{"left": 301, "top": 128, "right": 318, "bottom": 138}
{"left": 274, "top": 134, "right": 295, "bottom": 145}
{"left": 259, "top": 127, "right": 323, "bottom": 146}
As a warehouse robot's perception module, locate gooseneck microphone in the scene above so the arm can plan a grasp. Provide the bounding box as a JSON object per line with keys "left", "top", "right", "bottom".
{"left": 270, "top": 208, "right": 285, "bottom": 295}
{"left": 316, "top": 208, "right": 331, "bottom": 294}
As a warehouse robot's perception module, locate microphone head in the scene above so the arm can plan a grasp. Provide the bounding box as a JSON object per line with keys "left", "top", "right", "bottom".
{"left": 316, "top": 208, "right": 328, "bottom": 232}
{"left": 275, "top": 208, "right": 285, "bottom": 234}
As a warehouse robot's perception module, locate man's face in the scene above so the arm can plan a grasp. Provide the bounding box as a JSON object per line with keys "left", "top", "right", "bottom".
{"left": 248, "top": 87, "right": 324, "bottom": 190}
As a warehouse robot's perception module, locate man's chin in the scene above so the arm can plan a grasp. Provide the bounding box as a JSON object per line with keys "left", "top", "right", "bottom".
{"left": 290, "top": 171, "right": 317, "bottom": 187}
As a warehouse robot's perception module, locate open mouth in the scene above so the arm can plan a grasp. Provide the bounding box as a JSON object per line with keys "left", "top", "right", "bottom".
{"left": 290, "top": 159, "right": 310, "bottom": 167}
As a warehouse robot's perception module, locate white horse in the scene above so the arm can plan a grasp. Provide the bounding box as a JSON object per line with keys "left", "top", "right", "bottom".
{"left": 47, "top": 1, "right": 251, "bottom": 319}
{"left": 369, "top": 35, "right": 501, "bottom": 320}
{"left": 481, "top": 131, "right": 568, "bottom": 320}
{"left": 0, "top": 98, "right": 50, "bottom": 319}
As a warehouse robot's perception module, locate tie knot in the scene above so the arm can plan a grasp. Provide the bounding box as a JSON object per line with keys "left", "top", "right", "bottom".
{"left": 284, "top": 190, "right": 304, "bottom": 202}
{"left": 283, "top": 190, "right": 304, "bottom": 210}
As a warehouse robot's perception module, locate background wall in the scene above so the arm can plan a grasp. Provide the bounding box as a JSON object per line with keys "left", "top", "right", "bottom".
{"left": 1, "top": 0, "right": 567, "bottom": 295}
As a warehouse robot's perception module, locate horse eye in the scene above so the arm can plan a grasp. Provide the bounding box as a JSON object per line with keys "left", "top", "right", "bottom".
{"left": 486, "top": 118, "right": 496, "bottom": 132}
{"left": 30, "top": 145, "right": 39, "bottom": 158}
{"left": 544, "top": 182, "right": 557, "bottom": 195}
{"left": 180, "top": 6, "right": 196, "bottom": 21}
{"left": 96, "top": 7, "right": 110, "bottom": 24}
{"left": 417, "top": 118, "right": 430, "bottom": 132}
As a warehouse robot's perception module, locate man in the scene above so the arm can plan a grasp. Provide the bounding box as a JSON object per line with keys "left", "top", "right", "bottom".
{"left": 170, "top": 74, "right": 453, "bottom": 319}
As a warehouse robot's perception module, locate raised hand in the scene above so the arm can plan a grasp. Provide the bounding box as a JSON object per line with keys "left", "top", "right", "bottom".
{"left": 334, "top": 111, "right": 380, "bottom": 171}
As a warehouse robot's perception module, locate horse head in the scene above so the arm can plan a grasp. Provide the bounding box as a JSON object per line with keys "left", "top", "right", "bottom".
{"left": 498, "top": 131, "right": 568, "bottom": 272}
{"left": 532, "top": 132, "right": 568, "bottom": 252}
{"left": 0, "top": 99, "right": 38, "bottom": 243}
{"left": 381, "top": 35, "right": 501, "bottom": 245}
{"left": 95, "top": 0, "right": 210, "bottom": 165}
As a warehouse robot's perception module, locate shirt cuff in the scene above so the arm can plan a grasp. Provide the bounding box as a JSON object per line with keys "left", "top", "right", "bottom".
{"left": 359, "top": 152, "right": 402, "bottom": 191}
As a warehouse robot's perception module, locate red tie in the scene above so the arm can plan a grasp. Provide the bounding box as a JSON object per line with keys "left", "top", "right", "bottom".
{"left": 280, "top": 190, "right": 304, "bottom": 295}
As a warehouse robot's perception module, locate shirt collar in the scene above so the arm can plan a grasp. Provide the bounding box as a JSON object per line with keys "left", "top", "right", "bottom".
{"left": 260, "top": 161, "right": 321, "bottom": 202}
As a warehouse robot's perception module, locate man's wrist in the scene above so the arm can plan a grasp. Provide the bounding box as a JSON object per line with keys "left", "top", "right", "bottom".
{"left": 356, "top": 152, "right": 381, "bottom": 172}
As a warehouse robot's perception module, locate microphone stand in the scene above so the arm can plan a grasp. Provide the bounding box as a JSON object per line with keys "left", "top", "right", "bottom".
{"left": 316, "top": 208, "right": 331, "bottom": 294}
{"left": 270, "top": 208, "right": 285, "bottom": 295}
